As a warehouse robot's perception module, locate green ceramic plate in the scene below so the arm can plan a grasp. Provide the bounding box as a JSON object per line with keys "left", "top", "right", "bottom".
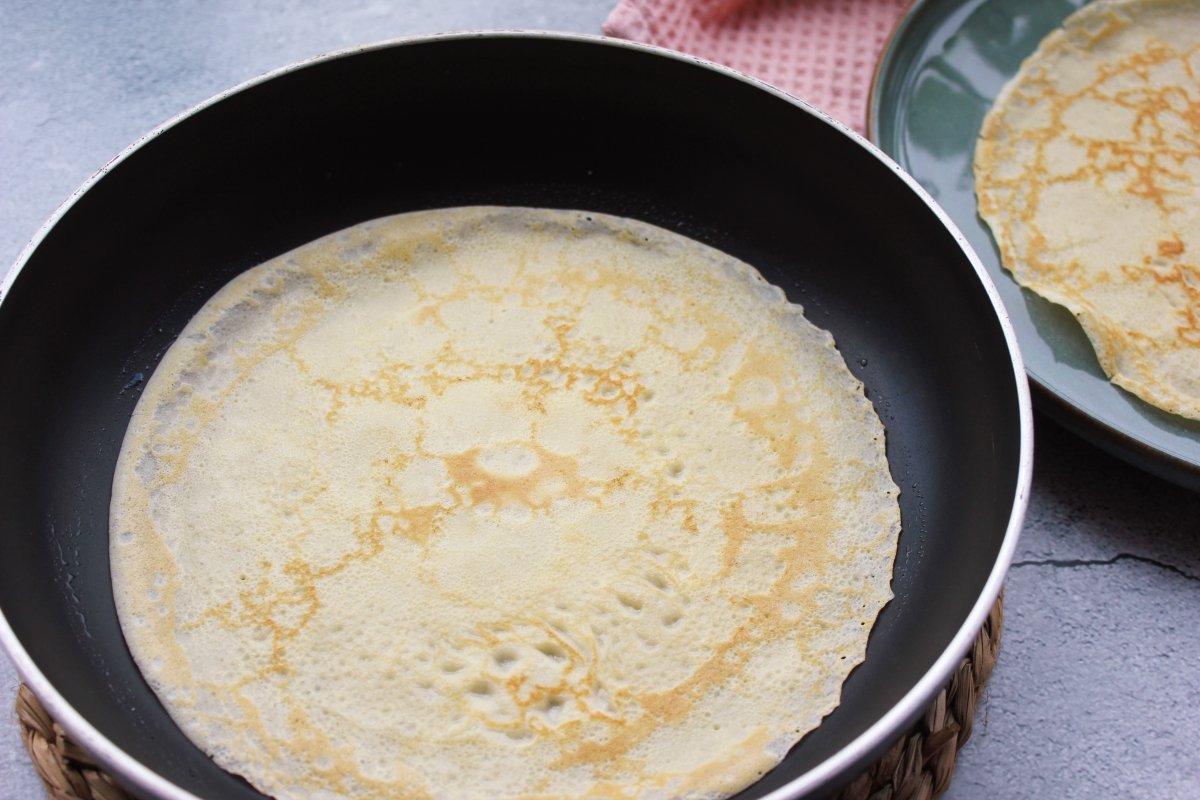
{"left": 869, "top": 0, "right": 1200, "bottom": 491}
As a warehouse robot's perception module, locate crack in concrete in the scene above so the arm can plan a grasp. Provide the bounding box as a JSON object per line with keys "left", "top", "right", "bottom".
{"left": 1011, "top": 553, "right": 1199, "bottom": 582}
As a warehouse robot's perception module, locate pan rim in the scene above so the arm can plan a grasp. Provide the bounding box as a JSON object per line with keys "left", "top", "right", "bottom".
{"left": 0, "top": 28, "right": 1033, "bottom": 800}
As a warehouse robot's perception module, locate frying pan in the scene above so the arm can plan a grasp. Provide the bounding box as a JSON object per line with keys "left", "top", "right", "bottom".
{"left": 0, "top": 33, "right": 1031, "bottom": 800}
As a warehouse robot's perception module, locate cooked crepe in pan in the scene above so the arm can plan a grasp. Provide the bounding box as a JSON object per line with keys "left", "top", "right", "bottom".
{"left": 975, "top": 0, "right": 1200, "bottom": 420}
{"left": 111, "top": 207, "right": 900, "bottom": 799}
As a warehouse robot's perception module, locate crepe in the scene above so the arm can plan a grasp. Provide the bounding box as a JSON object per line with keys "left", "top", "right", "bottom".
{"left": 110, "top": 207, "right": 900, "bottom": 800}
{"left": 975, "top": 0, "right": 1200, "bottom": 420}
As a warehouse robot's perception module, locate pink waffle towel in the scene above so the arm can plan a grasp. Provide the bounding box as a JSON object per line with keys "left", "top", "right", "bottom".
{"left": 603, "top": 0, "right": 911, "bottom": 134}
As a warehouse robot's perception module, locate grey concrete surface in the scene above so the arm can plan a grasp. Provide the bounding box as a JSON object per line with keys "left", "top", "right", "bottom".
{"left": 1, "top": 2, "right": 1197, "bottom": 798}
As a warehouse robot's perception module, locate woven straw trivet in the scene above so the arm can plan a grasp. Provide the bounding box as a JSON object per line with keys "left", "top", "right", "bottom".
{"left": 17, "top": 593, "right": 1002, "bottom": 800}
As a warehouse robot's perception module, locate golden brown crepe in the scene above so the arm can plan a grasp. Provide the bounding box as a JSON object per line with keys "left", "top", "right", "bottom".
{"left": 110, "top": 207, "right": 900, "bottom": 799}
{"left": 975, "top": 0, "right": 1200, "bottom": 419}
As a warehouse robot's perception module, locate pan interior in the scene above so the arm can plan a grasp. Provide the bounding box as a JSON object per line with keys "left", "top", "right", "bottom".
{"left": 0, "top": 35, "right": 1022, "bottom": 799}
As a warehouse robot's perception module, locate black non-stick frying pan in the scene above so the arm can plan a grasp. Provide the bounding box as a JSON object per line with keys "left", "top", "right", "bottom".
{"left": 0, "top": 33, "right": 1031, "bottom": 800}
